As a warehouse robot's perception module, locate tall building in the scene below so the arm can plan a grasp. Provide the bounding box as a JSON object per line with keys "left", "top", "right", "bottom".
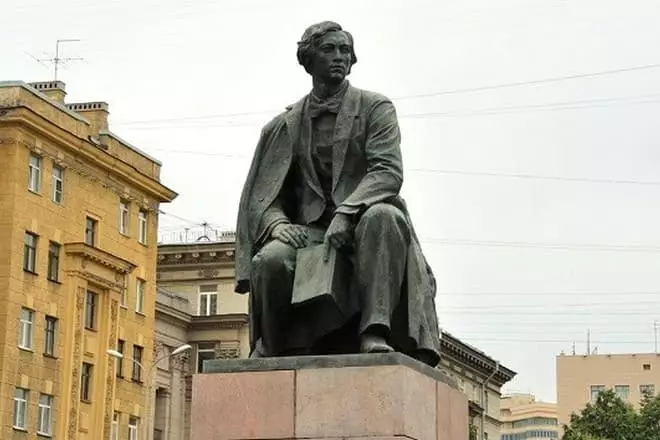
{"left": 499, "top": 393, "right": 559, "bottom": 440}
{"left": 0, "top": 80, "right": 176, "bottom": 440}
{"left": 556, "top": 352, "right": 660, "bottom": 428}
{"left": 153, "top": 232, "right": 516, "bottom": 440}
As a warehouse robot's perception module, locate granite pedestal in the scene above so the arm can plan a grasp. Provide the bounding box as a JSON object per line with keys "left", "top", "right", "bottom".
{"left": 192, "top": 353, "right": 468, "bottom": 440}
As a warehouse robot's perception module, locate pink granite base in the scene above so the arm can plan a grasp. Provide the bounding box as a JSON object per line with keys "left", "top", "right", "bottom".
{"left": 191, "top": 356, "right": 468, "bottom": 440}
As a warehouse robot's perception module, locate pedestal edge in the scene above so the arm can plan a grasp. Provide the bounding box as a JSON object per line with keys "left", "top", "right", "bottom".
{"left": 202, "top": 352, "right": 457, "bottom": 388}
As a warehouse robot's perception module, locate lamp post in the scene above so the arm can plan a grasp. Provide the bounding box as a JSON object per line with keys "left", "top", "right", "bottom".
{"left": 108, "top": 343, "right": 192, "bottom": 440}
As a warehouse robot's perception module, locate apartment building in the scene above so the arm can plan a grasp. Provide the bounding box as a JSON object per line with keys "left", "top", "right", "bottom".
{"left": 0, "top": 80, "right": 176, "bottom": 439}
{"left": 556, "top": 352, "right": 660, "bottom": 427}
{"left": 500, "top": 393, "right": 559, "bottom": 440}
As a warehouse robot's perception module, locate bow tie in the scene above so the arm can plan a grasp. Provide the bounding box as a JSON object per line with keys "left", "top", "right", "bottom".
{"left": 308, "top": 98, "right": 342, "bottom": 118}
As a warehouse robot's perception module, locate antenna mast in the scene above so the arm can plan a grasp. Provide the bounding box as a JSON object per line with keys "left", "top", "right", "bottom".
{"left": 35, "top": 39, "right": 83, "bottom": 80}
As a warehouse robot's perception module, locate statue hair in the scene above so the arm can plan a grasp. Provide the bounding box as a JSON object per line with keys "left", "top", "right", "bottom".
{"left": 297, "top": 21, "right": 358, "bottom": 74}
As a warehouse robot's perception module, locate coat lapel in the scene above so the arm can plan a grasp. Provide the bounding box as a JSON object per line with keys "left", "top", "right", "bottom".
{"left": 332, "top": 85, "right": 361, "bottom": 192}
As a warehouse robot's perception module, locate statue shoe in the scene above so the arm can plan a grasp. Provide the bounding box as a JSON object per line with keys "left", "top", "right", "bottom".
{"left": 360, "top": 334, "right": 394, "bottom": 354}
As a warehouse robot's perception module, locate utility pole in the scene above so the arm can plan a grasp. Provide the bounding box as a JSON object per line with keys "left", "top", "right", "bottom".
{"left": 34, "top": 39, "right": 83, "bottom": 80}
{"left": 586, "top": 329, "right": 591, "bottom": 355}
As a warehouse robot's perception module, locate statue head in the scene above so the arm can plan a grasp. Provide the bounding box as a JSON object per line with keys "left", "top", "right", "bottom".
{"left": 297, "top": 21, "right": 358, "bottom": 84}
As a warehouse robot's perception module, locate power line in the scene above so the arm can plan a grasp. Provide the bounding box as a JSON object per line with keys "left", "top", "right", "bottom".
{"left": 421, "top": 238, "right": 660, "bottom": 253}
{"left": 112, "top": 62, "right": 660, "bottom": 126}
{"left": 436, "top": 291, "right": 660, "bottom": 296}
{"left": 394, "top": 62, "right": 660, "bottom": 101}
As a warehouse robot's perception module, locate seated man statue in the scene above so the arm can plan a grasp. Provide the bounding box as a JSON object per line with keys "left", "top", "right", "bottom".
{"left": 234, "top": 21, "right": 441, "bottom": 367}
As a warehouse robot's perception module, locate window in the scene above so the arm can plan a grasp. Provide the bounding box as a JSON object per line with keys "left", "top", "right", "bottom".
{"left": 615, "top": 385, "right": 630, "bottom": 400}
{"left": 197, "top": 342, "right": 216, "bottom": 373}
{"left": 13, "top": 387, "right": 29, "bottom": 429}
{"left": 85, "top": 216, "right": 97, "bottom": 246}
{"left": 590, "top": 385, "right": 605, "bottom": 402}
{"left": 116, "top": 340, "right": 125, "bottom": 377}
{"left": 81, "top": 362, "right": 93, "bottom": 401}
{"left": 643, "top": 363, "right": 651, "bottom": 371}
{"left": 23, "top": 232, "right": 38, "bottom": 273}
{"left": 641, "top": 384, "right": 656, "bottom": 397}
{"left": 85, "top": 291, "right": 98, "bottom": 330}
{"left": 132, "top": 345, "right": 143, "bottom": 382}
{"left": 138, "top": 210, "right": 148, "bottom": 244}
{"left": 18, "top": 308, "right": 34, "bottom": 350}
{"left": 47, "top": 241, "right": 60, "bottom": 281}
{"left": 119, "top": 201, "right": 130, "bottom": 235}
{"left": 111, "top": 412, "right": 120, "bottom": 440}
{"left": 28, "top": 153, "right": 42, "bottom": 192}
{"left": 128, "top": 416, "right": 139, "bottom": 440}
{"left": 44, "top": 316, "right": 57, "bottom": 356}
{"left": 199, "top": 284, "right": 218, "bottom": 316}
{"left": 135, "top": 279, "right": 145, "bottom": 314}
{"left": 52, "top": 165, "right": 63, "bottom": 203}
{"left": 38, "top": 394, "right": 53, "bottom": 435}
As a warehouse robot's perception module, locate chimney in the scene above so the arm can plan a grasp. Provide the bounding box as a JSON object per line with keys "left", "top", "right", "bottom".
{"left": 28, "top": 81, "right": 67, "bottom": 103}
{"left": 66, "top": 102, "right": 109, "bottom": 135}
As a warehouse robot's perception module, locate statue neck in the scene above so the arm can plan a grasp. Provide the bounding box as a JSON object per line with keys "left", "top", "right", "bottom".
{"left": 312, "top": 79, "right": 347, "bottom": 100}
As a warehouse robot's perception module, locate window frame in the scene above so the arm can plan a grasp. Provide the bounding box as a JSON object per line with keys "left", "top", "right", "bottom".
{"left": 52, "top": 164, "right": 64, "bottom": 204}
{"left": 119, "top": 200, "right": 130, "bottom": 235}
{"left": 198, "top": 284, "right": 218, "bottom": 316}
{"left": 84, "top": 291, "right": 98, "bottom": 330}
{"left": 614, "top": 384, "right": 630, "bottom": 400}
{"left": 44, "top": 315, "right": 57, "bottom": 356}
{"left": 85, "top": 216, "right": 98, "bottom": 247}
{"left": 23, "top": 232, "right": 38, "bottom": 273}
{"left": 138, "top": 209, "right": 148, "bottom": 244}
{"left": 37, "top": 393, "right": 53, "bottom": 436}
{"left": 135, "top": 278, "right": 146, "bottom": 314}
{"left": 116, "top": 340, "right": 125, "bottom": 378}
{"left": 28, "top": 153, "right": 42, "bottom": 193}
{"left": 197, "top": 342, "right": 216, "bottom": 373}
{"left": 47, "top": 241, "right": 61, "bottom": 282}
{"left": 128, "top": 416, "right": 139, "bottom": 440}
{"left": 590, "top": 385, "right": 605, "bottom": 402}
{"left": 81, "top": 362, "right": 93, "bottom": 401}
{"left": 111, "top": 412, "right": 120, "bottom": 440}
{"left": 132, "top": 345, "right": 144, "bottom": 382}
{"left": 13, "top": 387, "right": 29, "bottom": 430}
{"left": 18, "top": 307, "right": 34, "bottom": 350}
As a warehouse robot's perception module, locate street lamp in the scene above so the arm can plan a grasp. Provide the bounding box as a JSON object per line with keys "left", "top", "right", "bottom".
{"left": 107, "top": 343, "right": 192, "bottom": 440}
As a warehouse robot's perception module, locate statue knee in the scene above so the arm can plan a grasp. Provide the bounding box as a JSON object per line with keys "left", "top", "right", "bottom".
{"left": 251, "top": 240, "right": 295, "bottom": 272}
{"left": 360, "top": 203, "right": 405, "bottom": 225}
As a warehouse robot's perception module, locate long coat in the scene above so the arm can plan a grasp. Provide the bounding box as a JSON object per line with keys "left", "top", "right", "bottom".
{"left": 234, "top": 84, "right": 442, "bottom": 363}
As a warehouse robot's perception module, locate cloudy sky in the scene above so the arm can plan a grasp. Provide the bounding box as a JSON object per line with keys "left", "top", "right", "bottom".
{"left": 4, "top": 0, "right": 660, "bottom": 402}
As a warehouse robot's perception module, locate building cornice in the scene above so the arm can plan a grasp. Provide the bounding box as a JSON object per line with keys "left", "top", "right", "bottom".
{"left": 0, "top": 106, "right": 177, "bottom": 203}
{"left": 64, "top": 242, "right": 137, "bottom": 274}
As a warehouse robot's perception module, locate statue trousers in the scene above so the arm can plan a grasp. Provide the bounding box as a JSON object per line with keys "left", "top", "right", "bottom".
{"left": 250, "top": 202, "right": 411, "bottom": 355}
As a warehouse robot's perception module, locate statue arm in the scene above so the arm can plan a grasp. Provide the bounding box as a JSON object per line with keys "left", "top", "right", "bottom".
{"left": 335, "top": 100, "right": 403, "bottom": 216}
{"left": 256, "top": 170, "right": 295, "bottom": 244}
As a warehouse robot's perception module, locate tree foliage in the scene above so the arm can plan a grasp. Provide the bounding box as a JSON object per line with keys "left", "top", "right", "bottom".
{"left": 562, "top": 389, "right": 660, "bottom": 440}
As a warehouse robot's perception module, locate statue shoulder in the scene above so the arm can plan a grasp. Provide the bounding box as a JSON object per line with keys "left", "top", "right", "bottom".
{"left": 354, "top": 87, "right": 394, "bottom": 107}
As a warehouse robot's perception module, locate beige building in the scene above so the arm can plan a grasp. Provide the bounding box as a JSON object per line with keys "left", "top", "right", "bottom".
{"left": 0, "top": 80, "right": 176, "bottom": 440}
{"left": 500, "top": 393, "right": 559, "bottom": 440}
{"left": 556, "top": 352, "right": 660, "bottom": 428}
{"left": 153, "top": 236, "right": 249, "bottom": 440}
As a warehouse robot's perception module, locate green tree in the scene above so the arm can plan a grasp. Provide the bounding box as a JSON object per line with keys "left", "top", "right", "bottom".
{"left": 562, "top": 389, "right": 660, "bottom": 440}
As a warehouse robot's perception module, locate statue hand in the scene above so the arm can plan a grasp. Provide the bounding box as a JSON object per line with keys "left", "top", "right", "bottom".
{"left": 323, "top": 213, "right": 353, "bottom": 262}
{"left": 272, "top": 224, "right": 308, "bottom": 249}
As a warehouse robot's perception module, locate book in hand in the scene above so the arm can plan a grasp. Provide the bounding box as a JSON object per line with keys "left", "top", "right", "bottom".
{"left": 291, "top": 244, "right": 356, "bottom": 316}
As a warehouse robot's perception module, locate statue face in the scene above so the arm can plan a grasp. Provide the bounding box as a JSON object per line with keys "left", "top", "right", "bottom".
{"left": 309, "top": 31, "right": 353, "bottom": 84}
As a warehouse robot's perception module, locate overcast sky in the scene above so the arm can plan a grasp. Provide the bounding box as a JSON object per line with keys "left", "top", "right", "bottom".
{"left": 4, "top": 0, "right": 660, "bottom": 402}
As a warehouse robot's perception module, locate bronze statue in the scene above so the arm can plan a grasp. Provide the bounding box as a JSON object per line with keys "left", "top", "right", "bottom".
{"left": 235, "top": 21, "right": 441, "bottom": 366}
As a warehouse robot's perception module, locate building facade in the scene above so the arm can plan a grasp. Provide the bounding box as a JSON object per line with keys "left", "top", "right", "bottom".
{"left": 0, "top": 80, "right": 176, "bottom": 440}
{"left": 439, "top": 333, "right": 517, "bottom": 440}
{"left": 499, "top": 393, "right": 559, "bottom": 440}
{"left": 154, "top": 238, "right": 249, "bottom": 440}
{"left": 556, "top": 352, "right": 660, "bottom": 428}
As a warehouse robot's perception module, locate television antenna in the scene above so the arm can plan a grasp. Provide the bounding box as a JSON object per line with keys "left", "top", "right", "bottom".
{"left": 31, "top": 39, "right": 84, "bottom": 80}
